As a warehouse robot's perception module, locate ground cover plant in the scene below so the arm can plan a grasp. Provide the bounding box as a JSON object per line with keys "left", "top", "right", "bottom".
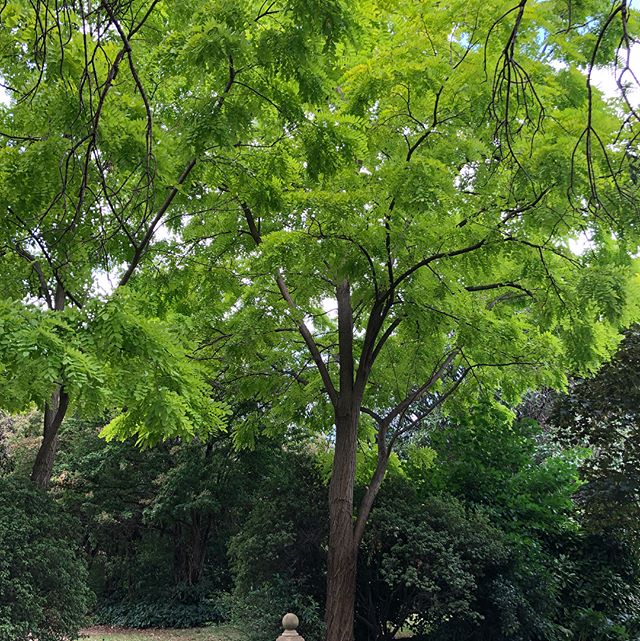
{"left": 82, "top": 625, "right": 241, "bottom": 641}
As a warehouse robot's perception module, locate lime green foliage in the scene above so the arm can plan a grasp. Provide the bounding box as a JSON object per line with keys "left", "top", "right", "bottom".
{"left": 0, "top": 0, "right": 638, "bottom": 449}
{"left": 172, "top": 0, "right": 640, "bottom": 453}
{"left": 0, "top": 477, "right": 93, "bottom": 641}
{"left": 0, "top": 0, "right": 356, "bottom": 460}
{"left": 0, "top": 293, "right": 227, "bottom": 446}
{"left": 428, "top": 405, "right": 585, "bottom": 535}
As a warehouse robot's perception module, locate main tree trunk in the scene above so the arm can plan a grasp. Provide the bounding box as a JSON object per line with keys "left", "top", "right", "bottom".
{"left": 325, "top": 412, "right": 359, "bottom": 641}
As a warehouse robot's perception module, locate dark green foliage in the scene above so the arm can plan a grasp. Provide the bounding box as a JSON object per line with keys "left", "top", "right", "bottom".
{"left": 2, "top": 405, "right": 638, "bottom": 640}
{"left": 93, "top": 595, "right": 227, "bottom": 629}
{"left": 50, "top": 409, "right": 640, "bottom": 640}
{"left": 557, "top": 533, "right": 640, "bottom": 641}
{"left": 357, "top": 486, "right": 509, "bottom": 641}
{"left": 225, "top": 581, "right": 324, "bottom": 641}
{"left": 552, "top": 326, "right": 640, "bottom": 538}
{"left": 54, "top": 418, "right": 270, "bottom": 628}
{"left": 0, "top": 477, "right": 93, "bottom": 641}
{"left": 421, "top": 411, "right": 640, "bottom": 641}
{"left": 333, "top": 406, "right": 640, "bottom": 641}
{"left": 228, "top": 450, "right": 327, "bottom": 641}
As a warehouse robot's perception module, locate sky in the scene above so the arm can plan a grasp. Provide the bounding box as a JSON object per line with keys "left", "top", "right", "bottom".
{"left": 591, "top": 43, "right": 640, "bottom": 104}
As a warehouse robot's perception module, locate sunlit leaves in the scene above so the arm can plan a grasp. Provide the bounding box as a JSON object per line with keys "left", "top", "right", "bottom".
{"left": 0, "top": 293, "right": 228, "bottom": 446}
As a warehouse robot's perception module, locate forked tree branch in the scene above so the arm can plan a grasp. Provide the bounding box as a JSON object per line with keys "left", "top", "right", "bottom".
{"left": 241, "top": 202, "right": 339, "bottom": 407}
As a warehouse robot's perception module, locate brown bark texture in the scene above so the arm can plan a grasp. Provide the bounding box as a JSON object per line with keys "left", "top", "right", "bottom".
{"left": 30, "top": 384, "right": 69, "bottom": 488}
{"left": 325, "top": 412, "right": 359, "bottom": 641}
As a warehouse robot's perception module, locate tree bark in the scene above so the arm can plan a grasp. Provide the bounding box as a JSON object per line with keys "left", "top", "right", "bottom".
{"left": 31, "top": 283, "right": 68, "bottom": 489}
{"left": 30, "top": 384, "right": 69, "bottom": 488}
{"left": 325, "top": 411, "right": 359, "bottom": 641}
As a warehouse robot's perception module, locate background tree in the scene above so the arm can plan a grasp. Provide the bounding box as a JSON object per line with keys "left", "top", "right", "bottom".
{"left": 552, "top": 325, "right": 640, "bottom": 536}
{"left": 0, "top": 0, "right": 349, "bottom": 486}
{"left": 52, "top": 416, "right": 276, "bottom": 628}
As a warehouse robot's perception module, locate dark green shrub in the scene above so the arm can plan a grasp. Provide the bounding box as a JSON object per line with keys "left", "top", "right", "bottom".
{"left": 357, "top": 483, "right": 510, "bottom": 641}
{"left": 93, "top": 593, "right": 227, "bottom": 628}
{"left": 0, "top": 477, "right": 93, "bottom": 641}
{"left": 228, "top": 450, "right": 327, "bottom": 641}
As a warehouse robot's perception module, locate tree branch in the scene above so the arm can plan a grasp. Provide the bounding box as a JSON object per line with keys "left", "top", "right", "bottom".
{"left": 241, "top": 202, "right": 339, "bottom": 407}
{"left": 15, "top": 245, "right": 53, "bottom": 308}
{"left": 118, "top": 157, "right": 197, "bottom": 287}
{"left": 380, "top": 348, "right": 460, "bottom": 428}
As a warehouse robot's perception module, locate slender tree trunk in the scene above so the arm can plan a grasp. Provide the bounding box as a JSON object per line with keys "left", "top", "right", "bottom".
{"left": 325, "top": 411, "right": 359, "bottom": 641}
{"left": 31, "top": 283, "right": 68, "bottom": 489}
{"left": 30, "top": 384, "right": 69, "bottom": 488}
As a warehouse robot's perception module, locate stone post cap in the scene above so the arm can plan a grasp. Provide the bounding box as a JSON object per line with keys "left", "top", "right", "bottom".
{"left": 277, "top": 613, "right": 305, "bottom": 641}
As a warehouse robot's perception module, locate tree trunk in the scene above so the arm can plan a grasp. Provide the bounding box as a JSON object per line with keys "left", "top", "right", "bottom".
{"left": 325, "top": 412, "right": 359, "bottom": 641}
{"left": 30, "top": 384, "right": 69, "bottom": 488}
{"left": 31, "top": 283, "right": 68, "bottom": 489}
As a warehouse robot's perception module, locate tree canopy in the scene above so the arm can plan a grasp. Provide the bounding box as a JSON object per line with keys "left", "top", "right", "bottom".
{"left": 1, "top": 1, "right": 640, "bottom": 639}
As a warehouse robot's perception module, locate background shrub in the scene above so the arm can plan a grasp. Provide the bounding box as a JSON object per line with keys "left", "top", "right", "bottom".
{"left": 93, "top": 592, "right": 228, "bottom": 629}
{"left": 0, "top": 477, "right": 93, "bottom": 641}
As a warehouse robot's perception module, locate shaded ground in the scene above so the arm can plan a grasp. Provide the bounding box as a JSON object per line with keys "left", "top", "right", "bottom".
{"left": 81, "top": 624, "right": 242, "bottom": 641}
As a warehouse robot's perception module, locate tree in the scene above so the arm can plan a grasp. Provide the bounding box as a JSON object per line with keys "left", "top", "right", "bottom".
{"left": 3, "top": 1, "right": 640, "bottom": 639}
{"left": 0, "top": 291, "right": 226, "bottom": 487}
{"left": 0, "top": 0, "right": 348, "bottom": 486}
{"left": 171, "top": 1, "right": 640, "bottom": 639}
{"left": 552, "top": 325, "right": 640, "bottom": 537}
{"left": 52, "top": 417, "right": 272, "bottom": 628}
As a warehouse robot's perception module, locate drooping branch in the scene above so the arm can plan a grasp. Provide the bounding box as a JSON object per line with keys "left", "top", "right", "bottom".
{"left": 379, "top": 348, "right": 461, "bottom": 429}
{"left": 100, "top": 0, "right": 155, "bottom": 184}
{"left": 486, "top": 0, "right": 545, "bottom": 169}
{"left": 119, "top": 58, "right": 238, "bottom": 287}
{"left": 118, "top": 157, "right": 197, "bottom": 287}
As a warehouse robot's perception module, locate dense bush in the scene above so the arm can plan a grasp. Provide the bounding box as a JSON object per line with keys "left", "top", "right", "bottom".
{"left": 357, "top": 486, "right": 509, "bottom": 641}
{"left": 228, "top": 450, "right": 327, "bottom": 641}
{"left": 93, "top": 593, "right": 227, "bottom": 628}
{"left": 421, "top": 410, "right": 640, "bottom": 641}
{"left": 0, "top": 477, "right": 93, "bottom": 641}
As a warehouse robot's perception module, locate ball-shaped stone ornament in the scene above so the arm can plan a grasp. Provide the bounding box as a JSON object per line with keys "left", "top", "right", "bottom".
{"left": 282, "top": 613, "right": 299, "bottom": 631}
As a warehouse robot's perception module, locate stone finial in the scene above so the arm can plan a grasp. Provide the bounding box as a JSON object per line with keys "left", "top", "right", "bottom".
{"left": 277, "top": 613, "right": 305, "bottom": 641}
